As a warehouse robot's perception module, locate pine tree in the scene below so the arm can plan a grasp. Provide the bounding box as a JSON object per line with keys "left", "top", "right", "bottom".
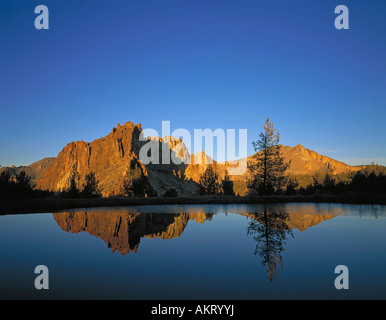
{"left": 198, "top": 166, "right": 221, "bottom": 195}
{"left": 67, "top": 168, "right": 79, "bottom": 198}
{"left": 248, "top": 118, "right": 289, "bottom": 195}
{"left": 222, "top": 171, "right": 235, "bottom": 196}
{"left": 15, "top": 171, "right": 34, "bottom": 198}
{"left": 285, "top": 178, "right": 299, "bottom": 195}
{"left": 82, "top": 172, "right": 100, "bottom": 197}
{"left": 120, "top": 166, "right": 148, "bottom": 197}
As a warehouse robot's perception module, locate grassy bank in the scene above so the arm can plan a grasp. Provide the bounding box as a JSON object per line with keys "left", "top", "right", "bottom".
{"left": 1, "top": 193, "right": 386, "bottom": 215}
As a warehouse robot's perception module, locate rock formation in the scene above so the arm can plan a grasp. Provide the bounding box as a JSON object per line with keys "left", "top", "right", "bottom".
{"left": 52, "top": 207, "right": 342, "bottom": 255}
{"left": 36, "top": 122, "right": 149, "bottom": 195}
{"left": 32, "top": 121, "right": 364, "bottom": 196}
{"left": 53, "top": 210, "right": 213, "bottom": 255}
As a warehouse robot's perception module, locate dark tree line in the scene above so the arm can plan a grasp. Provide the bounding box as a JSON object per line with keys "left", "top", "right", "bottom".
{"left": 0, "top": 169, "right": 51, "bottom": 199}
{"left": 198, "top": 166, "right": 235, "bottom": 196}
{"left": 61, "top": 171, "right": 102, "bottom": 198}
{"left": 0, "top": 168, "right": 103, "bottom": 200}
{"left": 120, "top": 165, "right": 157, "bottom": 198}
{"left": 163, "top": 187, "right": 179, "bottom": 197}
{"left": 297, "top": 171, "right": 386, "bottom": 196}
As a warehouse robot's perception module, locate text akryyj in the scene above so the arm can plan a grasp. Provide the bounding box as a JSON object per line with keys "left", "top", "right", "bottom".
{"left": 151, "top": 304, "right": 234, "bottom": 317}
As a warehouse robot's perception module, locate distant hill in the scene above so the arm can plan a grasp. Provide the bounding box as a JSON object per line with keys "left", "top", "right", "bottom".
{"left": 280, "top": 144, "right": 361, "bottom": 175}
{"left": 0, "top": 158, "right": 56, "bottom": 185}
{"left": 228, "top": 144, "right": 364, "bottom": 195}
{"left": 4, "top": 120, "right": 376, "bottom": 196}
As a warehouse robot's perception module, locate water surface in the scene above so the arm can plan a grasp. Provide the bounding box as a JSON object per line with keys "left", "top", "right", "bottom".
{"left": 0, "top": 203, "right": 385, "bottom": 299}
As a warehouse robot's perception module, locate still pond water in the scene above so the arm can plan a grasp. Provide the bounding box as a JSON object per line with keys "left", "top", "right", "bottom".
{"left": 0, "top": 203, "right": 386, "bottom": 299}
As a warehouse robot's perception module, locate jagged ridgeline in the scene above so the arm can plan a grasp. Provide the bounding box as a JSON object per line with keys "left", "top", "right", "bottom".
{"left": 2, "top": 121, "right": 378, "bottom": 197}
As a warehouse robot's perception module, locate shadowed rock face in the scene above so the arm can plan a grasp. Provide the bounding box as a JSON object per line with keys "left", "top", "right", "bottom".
{"left": 53, "top": 211, "right": 214, "bottom": 255}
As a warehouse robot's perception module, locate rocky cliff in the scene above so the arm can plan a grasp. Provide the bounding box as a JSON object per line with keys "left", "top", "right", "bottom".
{"left": 36, "top": 122, "right": 149, "bottom": 196}
{"left": 36, "top": 122, "right": 200, "bottom": 196}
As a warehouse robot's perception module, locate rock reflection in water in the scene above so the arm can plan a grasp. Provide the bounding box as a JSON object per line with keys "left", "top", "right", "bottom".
{"left": 53, "top": 210, "right": 214, "bottom": 255}
{"left": 52, "top": 204, "right": 343, "bottom": 281}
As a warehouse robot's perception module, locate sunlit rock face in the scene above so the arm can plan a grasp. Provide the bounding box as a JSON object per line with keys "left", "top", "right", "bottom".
{"left": 280, "top": 144, "right": 360, "bottom": 176}
{"left": 36, "top": 121, "right": 200, "bottom": 196}
{"left": 52, "top": 210, "right": 213, "bottom": 255}
{"left": 243, "top": 144, "right": 360, "bottom": 177}
{"left": 37, "top": 122, "right": 147, "bottom": 196}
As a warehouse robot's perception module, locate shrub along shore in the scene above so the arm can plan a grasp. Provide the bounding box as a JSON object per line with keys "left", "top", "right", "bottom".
{"left": 1, "top": 193, "right": 386, "bottom": 215}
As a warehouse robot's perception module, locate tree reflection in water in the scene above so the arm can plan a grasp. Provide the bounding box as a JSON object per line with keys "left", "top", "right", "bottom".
{"left": 247, "top": 206, "right": 294, "bottom": 282}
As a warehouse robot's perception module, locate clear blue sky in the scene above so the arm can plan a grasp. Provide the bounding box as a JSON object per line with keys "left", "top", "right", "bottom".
{"left": 1, "top": 0, "right": 385, "bottom": 166}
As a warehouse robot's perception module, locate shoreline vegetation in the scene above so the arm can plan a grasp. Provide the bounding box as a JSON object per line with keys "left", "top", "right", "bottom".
{"left": 1, "top": 194, "right": 386, "bottom": 215}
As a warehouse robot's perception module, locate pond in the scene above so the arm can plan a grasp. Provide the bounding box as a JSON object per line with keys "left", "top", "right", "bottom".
{"left": 0, "top": 203, "right": 385, "bottom": 299}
